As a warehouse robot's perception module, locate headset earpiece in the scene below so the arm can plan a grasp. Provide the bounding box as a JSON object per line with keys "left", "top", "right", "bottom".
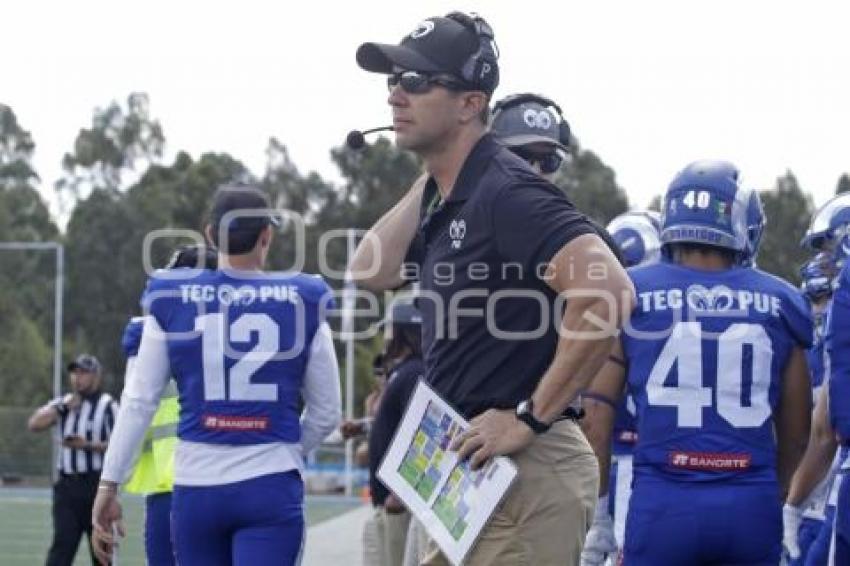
{"left": 445, "top": 11, "right": 499, "bottom": 93}
{"left": 558, "top": 119, "right": 571, "bottom": 148}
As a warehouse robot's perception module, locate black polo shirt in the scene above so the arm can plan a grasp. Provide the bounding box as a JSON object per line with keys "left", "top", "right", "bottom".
{"left": 404, "top": 134, "right": 600, "bottom": 418}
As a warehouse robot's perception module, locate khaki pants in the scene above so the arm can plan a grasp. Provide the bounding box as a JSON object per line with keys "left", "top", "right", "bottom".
{"left": 422, "top": 419, "right": 599, "bottom": 566}
{"left": 363, "top": 508, "right": 385, "bottom": 566}
{"left": 364, "top": 506, "right": 411, "bottom": 566}
{"left": 403, "top": 517, "right": 429, "bottom": 566}
{"left": 383, "top": 508, "right": 411, "bottom": 566}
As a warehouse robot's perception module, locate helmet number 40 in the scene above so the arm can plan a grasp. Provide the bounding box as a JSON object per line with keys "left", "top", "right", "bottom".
{"left": 683, "top": 190, "right": 712, "bottom": 209}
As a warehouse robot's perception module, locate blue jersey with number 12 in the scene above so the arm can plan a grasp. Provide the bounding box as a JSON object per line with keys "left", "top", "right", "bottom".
{"left": 141, "top": 269, "right": 334, "bottom": 446}
{"left": 622, "top": 262, "right": 812, "bottom": 483}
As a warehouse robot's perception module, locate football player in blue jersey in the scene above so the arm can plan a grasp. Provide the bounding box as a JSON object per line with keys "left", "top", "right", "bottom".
{"left": 92, "top": 184, "right": 341, "bottom": 566}
{"left": 825, "top": 251, "right": 850, "bottom": 565}
{"left": 783, "top": 252, "right": 840, "bottom": 566}
{"left": 582, "top": 160, "right": 813, "bottom": 565}
{"left": 783, "top": 195, "right": 850, "bottom": 566}
{"left": 802, "top": 193, "right": 850, "bottom": 565}
{"left": 581, "top": 210, "right": 661, "bottom": 566}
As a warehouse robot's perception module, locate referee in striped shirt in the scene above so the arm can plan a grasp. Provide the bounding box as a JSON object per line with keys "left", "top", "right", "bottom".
{"left": 28, "top": 353, "right": 119, "bottom": 566}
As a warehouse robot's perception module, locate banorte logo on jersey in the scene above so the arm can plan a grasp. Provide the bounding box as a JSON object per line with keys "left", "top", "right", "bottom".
{"left": 449, "top": 218, "right": 466, "bottom": 250}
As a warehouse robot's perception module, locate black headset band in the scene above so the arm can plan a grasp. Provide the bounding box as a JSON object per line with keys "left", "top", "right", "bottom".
{"left": 445, "top": 11, "right": 498, "bottom": 92}
{"left": 492, "top": 93, "right": 563, "bottom": 117}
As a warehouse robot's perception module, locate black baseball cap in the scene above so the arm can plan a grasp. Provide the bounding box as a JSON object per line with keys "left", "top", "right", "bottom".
{"left": 208, "top": 184, "right": 280, "bottom": 254}
{"left": 67, "top": 354, "right": 101, "bottom": 374}
{"left": 356, "top": 14, "right": 499, "bottom": 94}
{"left": 491, "top": 98, "right": 569, "bottom": 153}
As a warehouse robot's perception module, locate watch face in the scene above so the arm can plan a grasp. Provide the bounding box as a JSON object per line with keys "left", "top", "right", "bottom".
{"left": 517, "top": 400, "right": 530, "bottom": 415}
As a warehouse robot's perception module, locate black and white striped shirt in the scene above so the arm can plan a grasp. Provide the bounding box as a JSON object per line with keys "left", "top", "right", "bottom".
{"left": 54, "top": 392, "right": 119, "bottom": 474}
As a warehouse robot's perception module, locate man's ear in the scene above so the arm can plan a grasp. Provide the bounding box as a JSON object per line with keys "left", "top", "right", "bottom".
{"left": 458, "top": 92, "right": 488, "bottom": 124}
{"left": 204, "top": 224, "right": 215, "bottom": 247}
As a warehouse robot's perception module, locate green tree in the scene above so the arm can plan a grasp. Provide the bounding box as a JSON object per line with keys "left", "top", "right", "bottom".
{"left": 836, "top": 173, "right": 850, "bottom": 195}
{"left": 57, "top": 93, "right": 164, "bottom": 202}
{"left": 0, "top": 103, "right": 39, "bottom": 187}
{"left": 552, "top": 149, "right": 629, "bottom": 225}
{"left": 0, "top": 105, "right": 60, "bottom": 405}
{"left": 758, "top": 171, "right": 813, "bottom": 284}
{"left": 62, "top": 151, "right": 253, "bottom": 388}
{"left": 0, "top": 292, "right": 53, "bottom": 405}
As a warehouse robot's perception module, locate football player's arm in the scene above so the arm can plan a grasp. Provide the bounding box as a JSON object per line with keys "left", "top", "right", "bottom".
{"left": 348, "top": 174, "right": 426, "bottom": 291}
{"left": 99, "top": 316, "right": 171, "bottom": 486}
{"left": 775, "top": 346, "right": 812, "bottom": 499}
{"left": 786, "top": 385, "right": 838, "bottom": 506}
{"left": 580, "top": 340, "right": 627, "bottom": 497}
{"left": 300, "top": 322, "right": 342, "bottom": 454}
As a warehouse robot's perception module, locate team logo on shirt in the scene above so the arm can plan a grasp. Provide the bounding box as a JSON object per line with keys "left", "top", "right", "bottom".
{"left": 686, "top": 284, "right": 735, "bottom": 312}
{"left": 449, "top": 219, "right": 467, "bottom": 250}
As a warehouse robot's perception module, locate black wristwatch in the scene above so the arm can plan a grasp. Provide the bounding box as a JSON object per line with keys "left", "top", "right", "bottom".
{"left": 515, "top": 399, "right": 551, "bottom": 434}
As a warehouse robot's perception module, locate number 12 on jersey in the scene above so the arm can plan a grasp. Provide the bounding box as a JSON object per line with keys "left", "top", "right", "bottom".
{"left": 196, "top": 313, "right": 280, "bottom": 402}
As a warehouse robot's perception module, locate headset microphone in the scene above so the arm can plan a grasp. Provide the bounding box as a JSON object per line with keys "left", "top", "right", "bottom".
{"left": 345, "top": 125, "right": 394, "bottom": 150}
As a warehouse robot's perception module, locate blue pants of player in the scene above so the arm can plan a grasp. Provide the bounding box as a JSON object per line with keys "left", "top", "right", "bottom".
{"left": 831, "top": 471, "right": 849, "bottom": 566}
{"left": 145, "top": 492, "right": 175, "bottom": 565}
{"left": 792, "top": 516, "right": 825, "bottom": 566}
{"left": 800, "top": 506, "right": 834, "bottom": 566}
{"left": 624, "top": 478, "right": 781, "bottom": 565}
{"left": 172, "top": 470, "right": 304, "bottom": 566}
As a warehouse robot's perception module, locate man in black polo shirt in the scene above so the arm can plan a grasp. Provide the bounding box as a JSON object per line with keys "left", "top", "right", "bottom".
{"left": 351, "top": 12, "right": 635, "bottom": 566}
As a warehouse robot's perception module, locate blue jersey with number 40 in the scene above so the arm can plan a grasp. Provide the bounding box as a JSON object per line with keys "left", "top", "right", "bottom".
{"left": 141, "top": 269, "right": 334, "bottom": 446}
{"left": 622, "top": 262, "right": 812, "bottom": 483}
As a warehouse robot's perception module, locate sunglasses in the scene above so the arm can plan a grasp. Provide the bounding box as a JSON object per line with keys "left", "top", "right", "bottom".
{"left": 387, "top": 71, "right": 466, "bottom": 94}
{"left": 513, "top": 148, "right": 564, "bottom": 175}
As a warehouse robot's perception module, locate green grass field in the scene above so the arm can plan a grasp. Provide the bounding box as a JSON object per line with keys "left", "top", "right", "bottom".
{"left": 0, "top": 488, "right": 361, "bottom": 565}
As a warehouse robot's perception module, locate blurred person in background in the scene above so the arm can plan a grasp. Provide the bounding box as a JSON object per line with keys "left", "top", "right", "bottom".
{"left": 116, "top": 245, "right": 218, "bottom": 566}
{"left": 785, "top": 193, "right": 850, "bottom": 564}
{"left": 368, "top": 298, "right": 424, "bottom": 566}
{"left": 489, "top": 92, "right": 624, "bottom": 265}
{"left": 28, "top": 354, "right": 118, "bottom": 566}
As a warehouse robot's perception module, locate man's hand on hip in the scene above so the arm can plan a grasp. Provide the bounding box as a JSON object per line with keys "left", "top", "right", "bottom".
{"left": 451, "top": 408, "right": 534, "bottom": 470}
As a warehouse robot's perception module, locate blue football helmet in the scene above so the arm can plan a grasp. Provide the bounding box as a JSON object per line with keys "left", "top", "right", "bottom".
{"left": 800, "top": 252, "right": 836, "bottom": 301}
{"left": 607, "top": 211, "right": 662, "bottom": 267}
{"left": 742, "top": 188, "right": 766, "bottom": 267}
{"left": 660, "top": 160, "right": 764, "bottom": 265}
{"left": 801, "top": 193, "right": 850, "bottom": 257}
